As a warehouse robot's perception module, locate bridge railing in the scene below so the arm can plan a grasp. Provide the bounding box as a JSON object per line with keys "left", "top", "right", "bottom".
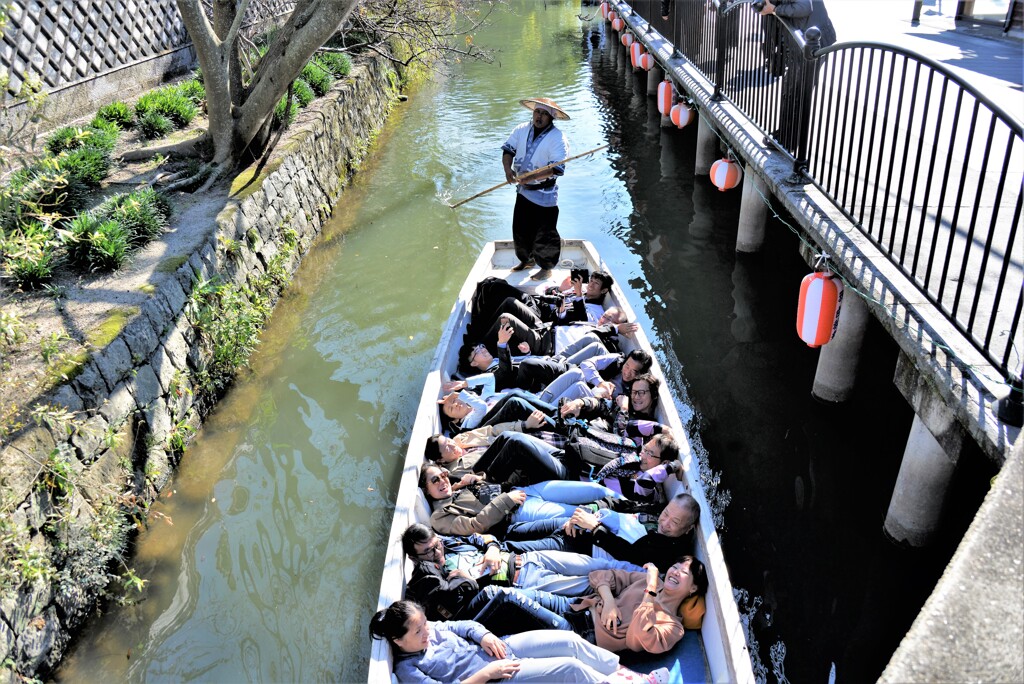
{"left": 619, "top": 0, "right": 1023, "bottom": 382}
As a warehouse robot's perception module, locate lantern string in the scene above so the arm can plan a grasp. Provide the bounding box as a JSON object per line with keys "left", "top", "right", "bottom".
{"left": 687, "top": 103, "right": 1021, "bottom": 388}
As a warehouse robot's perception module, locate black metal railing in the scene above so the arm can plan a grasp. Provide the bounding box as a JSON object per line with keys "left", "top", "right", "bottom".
{"left": 611, "top": 0, "right": 1023, "bottom": 382}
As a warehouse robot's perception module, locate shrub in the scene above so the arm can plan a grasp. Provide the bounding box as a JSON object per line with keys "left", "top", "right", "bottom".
{"left": 300, "top": 62, "right": 333, "bottom": 96}
{"left": 82, "top": 219, "right": 130, "bottom": 271}
{"left": 45, "top": 124, "right": 117, "bottom": 156}
{"left": 135, "top": 88, "right": 197, "bottom": 127}
{"left": 88, "top": 116, "right": 121, "bottom": 136}
{"left": 273, "top": 96, "right": 299, "bottom": 128}
{"left": 1, "top": 222, "right": 59, "bottom": 288}
{"left": 45, "top": 126, "right": 86, "bottom": 155}
{"left": 137, "top": 110, "right": 173, "bottom": 139}
{"left": 96, "top": 101, "right": 134, "bottom": 129}
{"left": 177, "top": 78, "right": 206, "bottom": 107}
{"left": 315, "top": 51, "right": 351, "bottom": 78}
{"left": 94, "top": 187, "right": 170, "bottom": 247}
{"left": 60, "top": 146, "right": 111, "bottom": 186}
{"left": 6, "top": 159, "right": 89, "bottom": 222}
{"left": 292, "top": 79, "right": 315, "bottom": 107}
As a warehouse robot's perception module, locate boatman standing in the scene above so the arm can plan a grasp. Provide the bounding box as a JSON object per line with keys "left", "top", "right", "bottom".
{"left": 502, "top": 97, "right": 571, "bottom": 281}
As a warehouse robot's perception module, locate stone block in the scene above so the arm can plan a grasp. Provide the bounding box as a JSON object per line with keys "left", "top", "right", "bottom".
{"left": 0, "top": 578, "right": 52, "bottom": 635}
{"left": 78, "top": 446, "right": 131, "bottom": 506}
{"left": 47, "top": 385, "right": 83, "bottom": 415}
{"left": 14, "top": 605, "right": 66, "bottom": 674}
{"left": 159, "top": 277, "right": 188, "bottom": 317}
{"left": 152, "top": 347, "right": 178, "bottom": 395}
{"left": 0, "top": 618, "right": 12, "bottom": 666}
{"left": 131, "top": 365, "right": 162, "bottom": 409}
{"left": 141, "top": 294, "right": 173, "bottom": 337}
{"left": 93, "top": 338, "right": 132, "bottom": 389}
{"left": 188, "top": 251, "right": 209, "bottom": 283}
{"left": 161, "top": 329, "right": 189, "bottom": 371}
{"left": 20, "top": 490, "right": 54, "bottom": 532}
{"left": 174, "top": 311, "right": 197, "bottom": 347}
{"left": 98, "top": 381, "right": 137, "bottom": 425}
{"left": 143, "top": 446, "right": 172, "bottom": 492}
{"left": 144, "top": 396, "right": 172, "bottom": 444}
{"left": 121, "top": 311, "right": 159, "bottom": 363}
{"left": 0, "top": 428, "right": 56, "bottom": 509}
{"left": 175, "top": 260, "right": 195, "bottom": 294}
{"left": 70, "top": 414, "right": 109, "bottom": 464}
{"left": 72, "top": 361, "right": 109, "bottom": 409}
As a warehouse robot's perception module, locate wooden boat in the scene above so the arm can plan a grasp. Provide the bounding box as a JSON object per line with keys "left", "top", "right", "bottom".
{"left": 370, "top": 239, "right": 754, "bottom": 683}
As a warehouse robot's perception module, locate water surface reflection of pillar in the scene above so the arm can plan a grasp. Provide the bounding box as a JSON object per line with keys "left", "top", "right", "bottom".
{"left": 695, "top": 115, "right": 718, "bottom": 175}
{"left": 648, "top": 64, "right": 662, "bottom": 96}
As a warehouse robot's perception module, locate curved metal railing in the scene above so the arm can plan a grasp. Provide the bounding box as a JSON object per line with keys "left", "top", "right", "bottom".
{"left": 621, "top": 0, "right": 1023, "bottom": 381}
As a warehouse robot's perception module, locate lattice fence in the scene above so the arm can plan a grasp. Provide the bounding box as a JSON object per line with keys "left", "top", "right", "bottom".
{"left": 0, "top": 0, "right": 295, "bottom": 98}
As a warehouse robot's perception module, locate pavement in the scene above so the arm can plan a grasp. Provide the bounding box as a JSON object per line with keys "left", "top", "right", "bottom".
{"left": 827, "top": 0, "right": 1023, "bottom": 115}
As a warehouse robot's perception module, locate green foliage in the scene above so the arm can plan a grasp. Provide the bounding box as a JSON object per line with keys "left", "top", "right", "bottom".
{"left": 96, "top": 101, "right": 134, "bottom": 129}
{"left": 93, "top": 187, "right": 171, "bottom": 248}
{"left": 5, "top": 157, "right": 89, "bottom": 223}
{"left": 46, "top": 123, "right": 118, "bottom": 156}
{"left": 315, "top": 51, "right": 352, "bottom": 78}
{"left": 1, "top": 221, "right": 59, "bottom": 288}
{"left": 39, "top": 446, "right": 75, "bottom": 499}
{"left": 136, "top": 109, "right": 173, "bottom": 140}
{"left": 0, "top": 310, "right": 25, "bottom": 348}
{"left": 60, "top": 146, "right": 112, "bottom": 186}
{"left": 39, "top": 331, "right": 70, "bottom": 364}
{"left": 88, "top": 115, "right": 122, "bottom": 136}
{"left": 66, "top": 213, "right": 130, "bottom": 271}
{"left": 135, "top": 87, "right": 198, "bottom": 127}
{"left": 0, "top": 518, "right": 55, "bottom": 591}
{"left": 292, "top": 79, "right": 315, "bottom": 107}
{"left": 176, "top": 78, "right": 206, "bottom": 107}
{"left": 300, "top": 62, "right": 334, "bottom": 96}
{"left": 273, "top": 95, "right": 299, "bottom": 129}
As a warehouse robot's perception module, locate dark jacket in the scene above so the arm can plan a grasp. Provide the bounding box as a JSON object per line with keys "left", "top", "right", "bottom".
{"left": 773, "top": 0, "right": 836, "bottom": 48}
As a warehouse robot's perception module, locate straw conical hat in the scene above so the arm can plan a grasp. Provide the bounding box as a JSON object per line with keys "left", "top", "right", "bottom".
{"left": 520, "top": 97, "right": 570, "bottom": 120}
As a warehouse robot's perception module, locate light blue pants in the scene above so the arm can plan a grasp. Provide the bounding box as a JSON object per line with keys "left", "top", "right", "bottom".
{"left": 539, "top": 367, "right": 596, "bottom": 404}
{"left": 518, "top": 480, "right": 619, "bottom": 504}
{"left": 514, "top": 549, "right": 644, "bottom": 596}
{"left": 502, "top": 629, "right": 620, "bottom": 682}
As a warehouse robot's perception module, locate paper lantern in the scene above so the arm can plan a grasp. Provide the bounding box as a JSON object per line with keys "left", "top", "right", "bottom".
{"left": 630, "top": 42, "right": 644, "bottom": 68}
{"left": 709, "top": 157, "right": 742, "bottom": 191}
{"left": 796, "top": 272, "right": 844, "bottom": 347}
{"left": 657, "top": 79, "right": 673, "bottom": 115}
{"left": 670, "top": 103, "right": 694, "bottom": 128}
{"left": 639, "top": 52, "right": 655, "bottom": 71}
{"left": 621, "top": 32, "right": 634, "bottom": 47}
{"left": 612, "top": 16, "right": 625, "bottom": 31}
{"left": 600, "top": 2, "right": 610, "bottom": 19}
{"left": 608, "top": 10, "right": 617, "bottom": 23}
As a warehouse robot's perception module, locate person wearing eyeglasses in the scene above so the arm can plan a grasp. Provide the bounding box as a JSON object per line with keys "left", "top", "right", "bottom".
{"left": 558, "top": 373, "right": 665, "bottom": 446}
{"left": 461, "top": 321, "right": 570, "bottom": 394}
{"left": 418, "top": 462, "right": 619, "bottom": 538}
{"left": 594, "top": 434, "right": 682, "bottom": 505}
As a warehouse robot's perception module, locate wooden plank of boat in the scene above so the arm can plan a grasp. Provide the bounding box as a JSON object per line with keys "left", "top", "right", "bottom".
{"left": 370, "top": 239, "right": 754, "bottom": 683}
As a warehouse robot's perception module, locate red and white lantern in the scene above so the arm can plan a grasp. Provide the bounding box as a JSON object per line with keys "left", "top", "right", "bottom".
{"left": 639, "top": 52, "right": 655, "bottom": 71}
{"left": 657, "top": 79, "right": 673, "bottom": 115}
{"left": 612, "top": 16, "right": 625, "bottom": 31}
{"left": 709, "top": 157, "right": 743, "bottom": 191}
{"left": 600, "top": 2, "right": 610, "bottom": 19}
{"left": 621, "top": 32, "right": 634, "bottom": 48}
{"left": 630, "top": 42, "right": 644, "bottom": 68}
{"left": 670, "top": 103, "right": 694, "bottom": 128}
{"left": 796, "top": 271, "right": 844, "bottom": 347}
{"left": 608, "top": 10, "right": 617, "bottom": 23}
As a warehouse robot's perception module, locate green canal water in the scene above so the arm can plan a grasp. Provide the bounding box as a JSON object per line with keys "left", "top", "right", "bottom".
{"left": 56, "top": 2, "right": 992, "bottom": 682}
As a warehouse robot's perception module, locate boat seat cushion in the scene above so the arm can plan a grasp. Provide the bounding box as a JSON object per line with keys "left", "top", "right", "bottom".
{"left": 618, "top": 630, "right": 710, "bottom": 684}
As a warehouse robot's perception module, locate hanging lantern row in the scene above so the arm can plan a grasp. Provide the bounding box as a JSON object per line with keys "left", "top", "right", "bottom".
{"left": 710, "top": 156, "right": 742, "bottom": 192}
{"left": 796, "top": 262, "right": 844, "bottom": 347}
{"left": 621, "top": 31, "right": 634, "bottom": 48}
{"left": 670, "top": 102, "right": 694, "bottom": 128}
{"left": 612, "top": 15, "right": 625, "bottom": 31}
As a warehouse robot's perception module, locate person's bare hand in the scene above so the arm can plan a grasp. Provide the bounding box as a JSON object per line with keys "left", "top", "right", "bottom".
{"left": 505, "top": 169, "right": 518, "bottom": 185}
{"left": 481, "top": 546, "right": 502, "bottom": 574}
{"left": 616, "top": 322, "right": 639, "bottom": 336}
{"left": 518, "top": 341, "right": 531, "bottom": 354}
{"left": 497, "top": 323, "right": 513, "bottom": 345}
{"left": 760, "top": 0, "right": 775, "bottom": 14}
{"left": 573, "top": 278, "right": 583, "bottom": 296}
{"left": 525, "top": 410, "right": 547, "bottom": 430}
{"left": 442, "top": 380, "right": 466, "bottom": 393}
{"left": 447, "top": 568, "right": 472, "bottom": 580}
{"left": 616, "top": 395, "right": 629, "bottom": 412}
{"left": 601, "top": 603, "right": 623, "bottom": 635}
{"left": 461, "top": 473, "right": 482, "bottom": 486}
{"left": 480, "top": 633, "right": 509, "bottom": 659}
{"left": 560, "top": 399, "right": 582, "bottom": 417}
{"left": 507, "top": 490, "right": 527, "bottom": 505}
{"left": 593, "top": 381, "right": 615, "bottom": 399}
{"left": 569, "top": 507, "right": 600, "bottom": 532}
{"left": 479, "top": 659, "right": 520, "bottom": 680}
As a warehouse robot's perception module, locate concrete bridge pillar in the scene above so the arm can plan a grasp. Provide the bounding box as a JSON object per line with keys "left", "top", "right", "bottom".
{"left": 811, "top": 293, "right": 870, "bottom": 402}
{"left": 648, "top": 64, "right": 663, "bottom": 96}
{"left": 883, "top": 414, "right": 960, "bottom": 546}
{"left": 736, "top": 165, "right": 769, "bottom": 253}
{"left": 884, "top": 351, "right": 967, "bottom": 547}
{"left": 695, "top": 116, "right": 718, "bottom": 176}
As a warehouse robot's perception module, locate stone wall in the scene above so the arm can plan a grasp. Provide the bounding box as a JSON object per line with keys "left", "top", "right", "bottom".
{"left": 0, "top": 55, "right": 399, "bottom": 682}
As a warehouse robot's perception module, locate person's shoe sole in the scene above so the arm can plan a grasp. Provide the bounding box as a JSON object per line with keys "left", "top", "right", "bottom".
{"left": 529, "top": 269, "right": 553, "bottom": 280}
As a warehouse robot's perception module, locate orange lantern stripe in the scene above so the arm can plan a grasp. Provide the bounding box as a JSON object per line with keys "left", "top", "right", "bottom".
{"left": 796, "top": 273, "right": 843, "bottom": 347}
{"left": 710, "top": 158, "right": 743, "bottom": 191}
{"left": 657, "top": 80, "right": 672, "bottom": 115}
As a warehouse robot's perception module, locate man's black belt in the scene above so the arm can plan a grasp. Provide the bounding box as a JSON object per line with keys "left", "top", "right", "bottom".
{"left": 524, "top": 178, "right": 557, "bottom": 190}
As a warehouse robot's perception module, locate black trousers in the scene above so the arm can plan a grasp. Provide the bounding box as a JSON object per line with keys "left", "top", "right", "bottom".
{"left": 512, "top": 194, "right": 561, "bottom": 269}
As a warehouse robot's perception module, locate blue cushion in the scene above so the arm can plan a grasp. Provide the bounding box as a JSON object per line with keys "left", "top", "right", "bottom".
{"left": 618, "top": 630, "right": 709, "bottom": 684}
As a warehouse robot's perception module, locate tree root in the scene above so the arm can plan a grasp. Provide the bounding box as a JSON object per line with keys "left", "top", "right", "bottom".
{"left": 159, "top": 162, "right": 226, "bottom": 193}
{"left": 120, "top": 132, "right": 210, "bottom": 162}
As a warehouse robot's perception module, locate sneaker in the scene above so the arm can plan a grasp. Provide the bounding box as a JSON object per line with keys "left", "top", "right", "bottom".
{"left": 511, "top": 259, "right": 535, "bottom": 272}
{"left": 529, "top": 268, "right": 553, "bottom": 281}
{"left": 645, "top": 667, "right": 671, "bottom": 684}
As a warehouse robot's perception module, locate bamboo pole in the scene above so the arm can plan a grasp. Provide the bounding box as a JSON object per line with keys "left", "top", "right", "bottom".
{"left": 447, "top": 145, "right": 610, "bottom": 209}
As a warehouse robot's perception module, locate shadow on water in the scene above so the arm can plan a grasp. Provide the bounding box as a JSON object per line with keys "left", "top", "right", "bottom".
{"left": 57, "top": 3, "right": 995, "bottom": 683}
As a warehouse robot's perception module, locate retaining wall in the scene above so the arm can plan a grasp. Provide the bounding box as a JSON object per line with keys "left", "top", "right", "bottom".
{"left": 0, "top": 55, "right": 399, "bottom": 681}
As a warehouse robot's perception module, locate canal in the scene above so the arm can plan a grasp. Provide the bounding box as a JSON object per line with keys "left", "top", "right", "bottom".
{"left": 57, "top": 2, "right": 994, "bottom": 682}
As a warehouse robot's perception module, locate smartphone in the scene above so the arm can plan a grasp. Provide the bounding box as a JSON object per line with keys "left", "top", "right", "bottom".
{"left": 571, "top": 268, "right": 590, "bottom": 283}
